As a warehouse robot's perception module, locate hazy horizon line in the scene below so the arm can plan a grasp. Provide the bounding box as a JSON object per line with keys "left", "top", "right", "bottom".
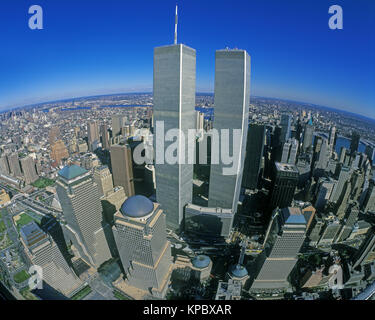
{"left": 1, "top": 91, "right": 374, "bottom": 123}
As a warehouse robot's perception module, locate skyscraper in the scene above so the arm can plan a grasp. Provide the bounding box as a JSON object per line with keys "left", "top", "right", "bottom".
{"left": 7, "top": 153, "right": 22, "bottom": 177}
{"left": 208, "top": 49, "right": 251, "bottom": 213}
{"left": 315, "top": 138, "right": 330, "bottom": 170}
{"left": 56, "top": 165, "right": 112, "bottom": 268}
{"left": 251, "top": 207, "right": 307, "bottom": 290}
{"left": 269, "top": 162, "right": 299, "bottom": 210}
{"left": 100, "top": 123, "right": 110, "bottom": 150}
{"left": 196, "top": 111, "right": 205, "bottom": 131}
{"left": 281, "top": 138, "right": 298, "bottom": 165}
{"left": 93, "top": 165, "right": 126, "bottom": 226}
{"left": 112, "top": 195, "right": 173, "bottom": 299}
{"left": 350, "top": 131, "right": 360, "bottom": 155}
{"left": 112, "top": 115, "right": 126, "bottom": 138}
{"left": 154, "top": 43, "right": 196, "bottom": 231}
{"left": 280, "top": 114, "right": 292, "bottom": 144}
{"left": 0, "top": 155, "right": 10, "bottom": 175}
{"left": 365, "top": 145, "right": 375, "bottom": 162}
{"left": 93, "top": 165, "right": 114, "bottom": 197}
{"left": 281, "top": 140, "right": 291, "bottom": 163}
{"left": 288, "top": 138, "right": 298, "bottom": 165}
{"left": 242, "top": 124, "right": 265, "bottom": 189}
{"left": 328, "top": 126, "right": 336, "bottom": 155}
{"left": 20, "top": 222, "right": 83, "bottom": 297}
{"left": 302, "top": 118, "right": 314, "bottom": 152}
{"left": 87, "top": 121, "right": 99, "bottom": 151}
{"left": 110, "top": 144, "right": 135, "bottom": 197}
{"left": 331, "top": 165, "right": 351, "bottom": 203}
{"left": 20, "top": 156, "right": 38, "bottom": 184}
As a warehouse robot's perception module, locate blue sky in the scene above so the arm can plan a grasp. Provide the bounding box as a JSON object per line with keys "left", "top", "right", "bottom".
{"left": 0, "top": 0, "right": 374, "bottom": 118}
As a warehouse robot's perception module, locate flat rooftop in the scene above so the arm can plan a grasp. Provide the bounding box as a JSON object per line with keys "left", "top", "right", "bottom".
{"left": 275, "top": 162, "right": 298, "bottom": 173}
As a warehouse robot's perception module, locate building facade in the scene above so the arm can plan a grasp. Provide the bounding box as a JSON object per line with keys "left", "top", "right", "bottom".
{"left": 208, "top": 49, "right": 251, "bottom": 213}
{"left": 242, "top": 124, "right": 265, "bottom": 189}
{"left": 112, "top": 195, "right": 173, "bottom": 299}
{"left": 110, "top": 144, "right": 135, "bottom": 197}
{"left": 56, "top": 165, "right": 112, "bottom": 268}
{"left": 153, "top": 44, "right": 196, "bottom": 231}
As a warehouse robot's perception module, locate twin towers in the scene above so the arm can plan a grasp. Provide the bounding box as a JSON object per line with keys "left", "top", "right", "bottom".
{"left": 153, "top": 40, "right": 251, "bottom": 231}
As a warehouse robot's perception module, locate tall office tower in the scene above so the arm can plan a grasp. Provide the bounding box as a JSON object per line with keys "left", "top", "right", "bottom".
{"left": 339, "top": 147, "right": 347, "bottom": 163}
{"left": 121, "top": 125, "right": 130, "bottom": 137}
{"left": 51, "top": 140, "right": 69, "bottom": 164}
{"left": 0, "top": 155, "right": 10, "bottom": 175}
{"left": 110, "top": 144, "right": 135, "bottom": 197}
{"left": 269, "top": 162, "right": 299, "bottom": 210}
{"left": 337, "top": 202, "right": 360, "bottom": 241}
{"left": 351, "top": 153, "right": 361, "bottom": 169}
{"left": 302, "top": 118, "right": 314, "bottom": 152}
{"left": 242, "top": 124, "right": 265, "bottom": 189}
{"left": 153, "top": 43, "right": 196, "bottom": 231}
{"left": 280, "top": 114, "right": 292, "bottom": 144}
{"left": 196, "top": 111, "right": 205, "bottom": 131}
{"left": 288, "top": 138, "right": 298, "bottom": 164}
{"left": 112, "top": 115, "right": 126, "bottom": 138}
{"left": 296, "top": 156, "right": 312, "bottom": 188}
{"left": 7, "top": 153, "right": 22, "bottom": 177}
{"left": 295, "top": 119, "right": 303, "bottom": 143}
{"left": 350, "top": 131, "right": 360, "bottom": 155}
{"left": 251, "top": 207, "right": 307, "bottom": 290}
{"left": 314, "top": 138, "right": 330, "bottom": 172}
{"left": 336, "top": 179, "right": 352, "bottom": 220}
{"left": 20, "top": 222, "right": 83, "bottom": 297}
{"left": 365, "top": 145, "right": 375, "bottom": 163}
{"left": 93, "top": 165, "right": 126, "bottom": 227}
{"left": 20, "top": 156, "right": 38, "bottom": 184}
{"left": 208, "top": 49, "right": 251, "bottom": 213}
{"left": 328, "top": 126, "right": 336, "bottom": 155}
{"left": 130, "top": 124, "right": 136, "bottom": 136}
{"left": 56, "top": 165, "right": 112, "bottom": 268}
{"left": 331, "top": 165, "right": 351, "bottom": 203}
{"left": 362, "top": 179, "right": 375, "bottom": 213}
{"left": 87, "top": 121, "right": 99, "bottom": 151}
{"left": 93, "top": 165, "right": 114, "bottom": 197}
{"left": 100, "top": 123, "right": 110, "bottom": 150}
{"left": 281, "top": 140, "right": 291, "bottom": 163}
{"left": 112, "top": 196, "right": 173, "bottom": 299}
{"left": 345, "top": 202, "right": 360, "bottom": 226}
{"left": 315, "top": 177, "right": 337, "bottom": 210}
{"left": 49, "top": 126, "right": 61, "bottom": 145}
{"left": 313, "top": 136, "right": 323, "bottom": 155}
{"left": 350, "top": 170, "right": 365, "bottom": 201}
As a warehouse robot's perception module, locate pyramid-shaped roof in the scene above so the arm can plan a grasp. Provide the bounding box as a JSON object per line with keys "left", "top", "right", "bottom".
{"left": 58, "top": 164, "right": 87, "bottom": 180}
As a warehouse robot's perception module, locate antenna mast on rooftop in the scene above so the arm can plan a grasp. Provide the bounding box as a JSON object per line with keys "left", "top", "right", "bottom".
{"left": 174, "top": 4, "right": 178, "bottom": 44}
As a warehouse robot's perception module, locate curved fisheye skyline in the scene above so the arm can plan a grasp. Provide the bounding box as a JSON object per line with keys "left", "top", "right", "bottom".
{"left": 0, "top": 0, "right": 374, "bottom": 118}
